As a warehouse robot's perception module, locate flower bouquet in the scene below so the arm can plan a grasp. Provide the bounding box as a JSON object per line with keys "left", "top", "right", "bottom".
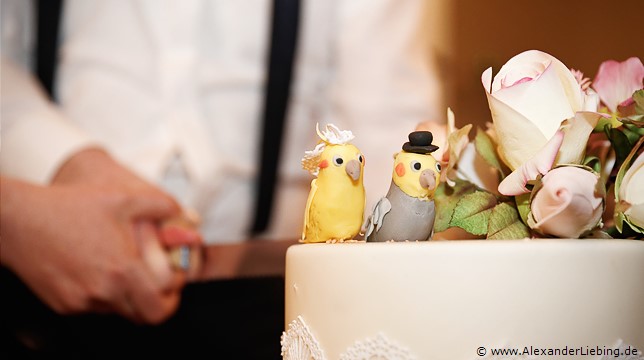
{"left": 435, "top": 50, "right": 643, "bottom": 240}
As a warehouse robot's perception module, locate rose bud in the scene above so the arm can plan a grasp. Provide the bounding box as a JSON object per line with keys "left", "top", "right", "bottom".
{"left": 529, "top": 166, "right": 605, "bottom": 238}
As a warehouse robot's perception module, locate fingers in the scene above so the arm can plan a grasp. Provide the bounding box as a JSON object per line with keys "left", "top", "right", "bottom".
{"left": 125, "top": 221, "right": 189, "bottom": 324}
{"left": 122, "top": 189, "right": 182, "bottom": 221}
{"left": 133, "top": 221, "right": 179, "bottom": 288}
{"left": 122, "top": 262, "right": 183, "bottom": 324}
{"left": 157, "top": 211, "right": 204, "bottom": 280}
{"left": 159, "top": 208, "right": 202, "bottom": 246}
{"left": 159, "top": 223, "right": 203, "bottom": 247}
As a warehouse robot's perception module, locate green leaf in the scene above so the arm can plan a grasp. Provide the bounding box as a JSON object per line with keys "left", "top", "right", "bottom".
{"left": 605, "top": 124, "right": 634, "bottom": 167}
{"left": 450, "top": 191, "right": 497, "bottom": 235}
{"left": 583, "top": 156, "right": 602, "bottom": 173}
{"left": 620, "top": 114, "right": 644, "bottom": 127}
{"left": 614, "top": 211, "right": 627, "bottom": 234}
{"left": 514, "top": 193, "right": 531, "bottom": 226}
{"left": 594, "top": 112, "right": 622, "bottom": 132}
{"left": 622, "top": 220, "right": 644, "bottom": 236}
{"left": 487, "top": 202, "right": 530, "bottom": 240}
{"left": 433, "top": 179, "right": 477, "bottom": 232}
{"left": 623, "top": 123, "right": 644, "bottom": 144}
{"left": 633, "top": 89, "right": 644, "bottom": 115}
{"left": 474, "top": 127, "right": 505, "bottom": 178}
{"left": 614, "top": 210, "right": 644, "bottom": 236}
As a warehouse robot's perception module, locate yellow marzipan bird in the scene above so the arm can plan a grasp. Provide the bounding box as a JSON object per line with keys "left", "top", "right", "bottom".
{"left": 364, "top": 131, "right": 441, "bottom": 242}
{"left": 301, "top": 124, "right": 365, "bottom": 243}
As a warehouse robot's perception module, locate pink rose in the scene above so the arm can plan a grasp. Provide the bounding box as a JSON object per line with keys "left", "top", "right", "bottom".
{"left": 529, "top": 166, "right": 604, "bottom": 238}
{"left": 592, "top": 57, "right": 644, "bottom": 114}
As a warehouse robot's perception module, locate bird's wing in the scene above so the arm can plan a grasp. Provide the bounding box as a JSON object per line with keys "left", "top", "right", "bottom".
{"left": 301, "top": 179, "right": 318, "bottom": 241}
{"left": 426, "top": 199, "right": 436, "bottom": 240}
{"left": 363, "top": 197, "right": 391, "bottom": 238}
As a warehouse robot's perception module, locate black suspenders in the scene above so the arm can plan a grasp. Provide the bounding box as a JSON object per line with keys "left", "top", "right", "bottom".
{"left": 36, "top": 0, "right": 62, "bottom": 99}
{"left": 35, "top": 0, "right": 301, "bottom": 236}
{"left": 250, "top": 0, "right": 301, "bottom": 234}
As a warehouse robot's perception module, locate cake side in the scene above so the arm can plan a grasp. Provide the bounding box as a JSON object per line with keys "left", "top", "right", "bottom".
{"left": 283, "top": 240, "right": 644, "bottom": 360}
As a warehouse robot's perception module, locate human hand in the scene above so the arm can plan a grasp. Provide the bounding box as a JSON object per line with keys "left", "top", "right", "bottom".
{"left": 159, "top": 210, "right": 204, "bottom": 281}
{"left": 53, "top": 147, "right": 204, "bottom": 280}
{"left": 1, "top": 149, "right": 201, "bottom": 324}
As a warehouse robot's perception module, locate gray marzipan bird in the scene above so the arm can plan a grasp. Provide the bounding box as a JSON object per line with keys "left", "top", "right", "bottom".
{"left": 363, "top": 131, "right": 441, "bottom": 242}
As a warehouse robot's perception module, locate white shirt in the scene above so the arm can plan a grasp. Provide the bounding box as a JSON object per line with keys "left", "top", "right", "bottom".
{"left": 1, "top": 0, "right": 443, "bottom": 243}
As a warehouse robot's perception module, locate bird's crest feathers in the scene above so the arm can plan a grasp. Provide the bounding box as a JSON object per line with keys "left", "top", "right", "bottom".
{"left": 302, "top": 123, "right": 355, "bottom": 176}
{"left": 316, "top": 123, "right": 355, "bottom": 145}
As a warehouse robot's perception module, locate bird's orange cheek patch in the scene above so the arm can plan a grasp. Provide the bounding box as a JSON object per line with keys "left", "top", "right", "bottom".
{"left": 395, "top": 163, "right": 405, "bottom": 177}
{"left": 319, "top": 160, "right": 329, "bottom": 169}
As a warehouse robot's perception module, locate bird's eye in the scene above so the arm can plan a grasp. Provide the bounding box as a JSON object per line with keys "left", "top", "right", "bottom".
{"left": 358, "top": 154, "right": 364, "bottom": 163}
{"left": 410, "top": 160, "right": 422, "bottom": 172}
{"left": 333, "top": 155, "right": 344, "bottom": 166}
{"left": 435, "top": 162, "right": 442, "bottom": 172}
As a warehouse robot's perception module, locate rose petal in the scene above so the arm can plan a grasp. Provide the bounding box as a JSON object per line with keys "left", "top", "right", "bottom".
{"left": 582, "top": 88, "right": 600, "bottom": 112}
{"left": 483, "top": 68, "right": 551, "bottom": 170}
{"left": 444, "top": 123, "right": 472, "bottom": 186}
{"left": 592, "top": 57, "right": 644, "bottom": 113}
{"left": 556, "top": 111, "right": 602, "bottom": 165}
{"left": 625, "top": 203, "right": 644, "bottom": 230}
{"left": 498, "top": 130, "right": 564, "bottom": 196}
{"left": 619, "top": 152, "right": 644, "bottom": 205}
{"left": 492, "top": 50, "right": 555, "bottom": 92}
{"left": 533, "top": 191, "right": 603, "bottom": 238}
{"left": 456, "top": 143, "right": 500, "bottom": 193}
{"left": 492, "top": 56, "right": 580, "bottom": 139}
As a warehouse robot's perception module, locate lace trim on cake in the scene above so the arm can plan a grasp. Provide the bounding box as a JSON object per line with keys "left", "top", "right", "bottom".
{"left": 339, "top": 333, "right": 416, "bottom": 360}
{"left": 283, "top": 318, "right": 642, "bottom": 360}
{"left": 281, "top": 316, "right": 326, "bottom": 360}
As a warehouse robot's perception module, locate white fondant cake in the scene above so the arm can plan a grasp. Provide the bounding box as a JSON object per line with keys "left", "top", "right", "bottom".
{"left": 282, "top": 240, "right": 644, "bottom": 360}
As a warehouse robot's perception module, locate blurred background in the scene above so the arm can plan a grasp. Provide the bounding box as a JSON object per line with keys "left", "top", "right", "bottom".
{"left": 429, "top": 0, "right": 643, "bottom": 128}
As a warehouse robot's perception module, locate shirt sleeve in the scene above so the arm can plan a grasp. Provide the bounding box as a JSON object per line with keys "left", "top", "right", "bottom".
{"left": 1, "top": 58, "right": 98, "bottom": 184}
{"left": 1, "top": 0, "right": 97, "bottom": 184}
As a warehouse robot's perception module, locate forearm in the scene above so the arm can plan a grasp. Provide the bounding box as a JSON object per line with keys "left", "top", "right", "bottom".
{"left": 0, "top": 58, "right": 98, "bottom": 184}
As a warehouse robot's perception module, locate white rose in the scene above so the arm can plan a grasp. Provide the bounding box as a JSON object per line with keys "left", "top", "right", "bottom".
{"left": 618, "top": 152, "right": 644, "bottom": 230}
{"left": 482, "top": 50, "right": 600, "bottom": 171}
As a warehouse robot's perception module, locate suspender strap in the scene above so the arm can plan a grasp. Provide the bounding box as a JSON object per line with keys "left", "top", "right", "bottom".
{"left": 36, "top": 0, "right": 63, "bottom": 99}
{"left": 250, "top": 0, "right": 301, "bottom": 235}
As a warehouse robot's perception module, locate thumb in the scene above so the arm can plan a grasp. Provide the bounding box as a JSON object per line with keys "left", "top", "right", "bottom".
{"left": 132, "top": 221, "right": 182, "bottom": 290}
{"left": 122, "top": 189, "right": 181, "bottom": 221}
{"left": 159, "top": 211, "right": 203, "bottom": 247}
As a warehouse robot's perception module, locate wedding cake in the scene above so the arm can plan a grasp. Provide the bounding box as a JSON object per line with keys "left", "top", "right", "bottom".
{"left": 281, "top": 240, "right": 644, "bottom": 359}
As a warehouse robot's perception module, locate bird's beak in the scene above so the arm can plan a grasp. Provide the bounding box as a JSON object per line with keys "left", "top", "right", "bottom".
{"left": 420, "top": 169, "right": 436, "bottom": 190}
{"left": 345, "top": 159, "right": 361, "bottom": 182}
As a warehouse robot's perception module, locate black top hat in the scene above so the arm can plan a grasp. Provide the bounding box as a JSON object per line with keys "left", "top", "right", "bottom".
{"left": 402, "top": 131, "right": 439, "bottom": 154}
